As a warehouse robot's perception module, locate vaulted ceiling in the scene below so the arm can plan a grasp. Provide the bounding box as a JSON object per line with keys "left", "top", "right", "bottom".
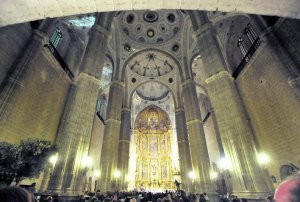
{"left": 1, "top": 0, "right": 300, "bottom": 27}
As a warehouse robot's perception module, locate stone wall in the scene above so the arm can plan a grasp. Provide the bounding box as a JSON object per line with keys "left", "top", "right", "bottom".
{"left": 274, "top": 19, "right": 300, "bottom": 68}
{"left": 236, "top": 40, "right": 300, "bottom": 182}
{"left": 0, "top": 23, "right": 32, "bottom": 85}
{"left": 0, "top": 46, "right": 71, "bottom": 143}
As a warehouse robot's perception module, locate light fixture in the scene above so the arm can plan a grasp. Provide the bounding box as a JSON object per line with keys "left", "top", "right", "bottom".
{"left": 188, "top": 171, "right": 196, "bottom": 179}
{"left": 114, "top": 170, "right": 121, "bottom": 178}
{"left": 258, "top": 152, "right": 270, "bottom": 165}
{"left": 49, "top": 153, "right": 58, "bottom": 166}
{"left": 219, "top": 157, "right": 232, "bottom": 170}
{"left": 210, "top": 171, "right": 218, "bottom": 179}
{"left": 147, "top": 29, "right": 155, "bottom": 38}
{"left": 81, "top": 155, "right": 93, "bottom": 168}
{"left": 94, "top": 169, "right": 100, "bottom": 178}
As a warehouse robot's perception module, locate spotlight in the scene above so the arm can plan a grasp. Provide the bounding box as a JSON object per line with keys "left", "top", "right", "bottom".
{"left": 94, "top": 169, "right": 100, "bottom": 177}
{"left": 188, "top": 171, "right": 196, "bottom": 179}
{"left": 258, "top": 152, "right": 270, "bottom": 165}
{"left": 210, "top": 171, "right": 218, "bottom": 179}
{"left": 49, "top": 153, "right": 58, "bottom": 166}
{"left": 219, "top": 157, "right": 232, "bottom": 170}
{"left": 114, "top": 170, "right": 121, "bottom": 178}
{"left": 81, "top": 155, "right": 93, "bottom": 168}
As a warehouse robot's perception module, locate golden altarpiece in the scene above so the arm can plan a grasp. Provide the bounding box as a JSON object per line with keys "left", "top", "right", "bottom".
{"left": 134, "top": 105, "right": 178, "bottom": 190}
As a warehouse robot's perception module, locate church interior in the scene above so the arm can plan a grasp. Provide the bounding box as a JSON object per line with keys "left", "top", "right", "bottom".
{"left": 0, "top": 1, "right": 300, "bottom": 201}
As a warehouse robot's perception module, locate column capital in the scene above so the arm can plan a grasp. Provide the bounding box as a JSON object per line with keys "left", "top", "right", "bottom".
{"left": 181, "top": 79, "right": 194, "bottom": 88}
{"left": 205, "top": 70, "right": 233, "bottom": 84}
{"left": 175, "top": 108, "right": 184, "bottom": 113}
{"left": 119, "top": 139, "right": 130, "bottom": 144}
{"left": 186, "top": 119, "right": 203, "bottom": 126}
{"left": 105, "top": 118, "right": 121, "bottom": 125}
{"left": 110, "top": 80, "right": 125, "bottom": 88}
{"left": 122, "top": 107, "right": 131, "bottom": 113}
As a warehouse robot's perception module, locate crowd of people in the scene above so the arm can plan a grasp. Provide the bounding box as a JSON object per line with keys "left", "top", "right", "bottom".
{"left": 0, "top": 174, "right": 300, "bottom": 202}
{"left": 78, "top": 190, "right": 210, "bottom": 202}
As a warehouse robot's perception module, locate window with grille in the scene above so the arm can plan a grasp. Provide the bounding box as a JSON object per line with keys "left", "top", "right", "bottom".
{"left": 49, "top": 28, "right": 62, "bottom": 52}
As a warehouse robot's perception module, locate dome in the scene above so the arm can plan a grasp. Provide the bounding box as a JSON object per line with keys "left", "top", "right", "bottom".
{"left": 136, "top": 81, "right": 169, "bottom": 101}
{"left": 127, "top": 49, "right": 177, "bottom": 77}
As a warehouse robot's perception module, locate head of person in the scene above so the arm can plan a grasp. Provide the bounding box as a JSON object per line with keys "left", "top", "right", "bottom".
{"left": 274, "top": 174, "right": 300, "bottom": 202}
{"left": 0, "top": 186, "right": 33, "bottom": 202}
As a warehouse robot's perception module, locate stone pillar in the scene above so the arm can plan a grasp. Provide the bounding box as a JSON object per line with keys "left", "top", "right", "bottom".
{"left": 99, "top": 80, "right": 124, "bottom": 191}
{"left": 117, "top": 107, "right": 131, "bottom": 190}
{"left": 47, "top": 12, "right": 115, "bottom": 195}
{"left": 64, "top": 28, "right": 81, "bottom": 75}
{"left": 0, "top": 19, "right": 53, "bottom": 121}
{"left": 263, "top": 30, "right": 300, "bottom": 100}
{"left": 188, "top": 11, "right": 270, "bottom": 197}
{"left": 174, "top": 108, "right": 193, "bottom": 192}
{"left": 181, "top": 79, "right": 213, "bottom": 193}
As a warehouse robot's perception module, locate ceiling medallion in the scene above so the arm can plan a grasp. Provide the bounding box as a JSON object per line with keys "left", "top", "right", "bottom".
{"left": 147, "top": 29, "right": 155, "bottom": 38}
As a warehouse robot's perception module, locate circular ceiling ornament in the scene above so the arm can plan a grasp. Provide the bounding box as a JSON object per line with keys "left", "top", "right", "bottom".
{"left": 127, "top": 49, "right": 177, "bottom": 77}
{"left": 166, "top": 13, "right": 176, "bottom": 23}
{"left": 143, "top": 11, "right": 159, "bottom": 23}
{"left": 126, "top": 13, "right": 135, "bottom": 24}
{"left": 119, "top": 10, "right": 183, "bottom": 44}
{"left": 172, "top": 44, "right": 179, "bottom": 52}
{"left": 147, "top": 29, "right": 155, "bottom": 37}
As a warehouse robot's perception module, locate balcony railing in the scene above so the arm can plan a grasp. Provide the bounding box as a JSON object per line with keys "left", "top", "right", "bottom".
{"left": 45, "top": 42, "right": 74, "bottom": 80}
{"left": 233, "top": 38, "right": 261, "bottom": 79}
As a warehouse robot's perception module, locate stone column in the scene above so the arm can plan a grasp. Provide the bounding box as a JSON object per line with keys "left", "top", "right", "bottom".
{"left": 64, "top": 28, "right": 81, "bottom": 75}
{"left": 174, "top": 108, "right": 193, "bottom": 191}
{"left": 47, "top": 12, "right": 115, "bottom": 195}
{"left": 188, "top": 11, "right": 270, "bottom": 197}
{"left": 99, "top": 80, "right": 124, "bottom": 191}
{"left": 0, "top": 19, "right": 54, "bottom": 121}
{"left": 181, "top": 79, "right": 213, "bottom": 193}
{"left": 117, "top": 107, "right": 131, "bottom": 190}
